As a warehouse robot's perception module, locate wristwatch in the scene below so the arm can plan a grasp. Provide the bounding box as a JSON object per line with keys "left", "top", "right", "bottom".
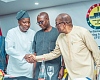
{"left": 61, "top": 66, "right": 65, "bottom": 68}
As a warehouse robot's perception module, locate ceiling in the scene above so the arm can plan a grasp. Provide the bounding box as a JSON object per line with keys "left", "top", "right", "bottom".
{"left": 0, "top": 0, "right": 91, "bottom": 16}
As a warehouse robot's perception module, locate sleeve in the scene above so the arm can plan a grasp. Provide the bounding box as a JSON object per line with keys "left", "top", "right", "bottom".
{"left": 5, "top": 30, "right": 25, "bottom": 61}
{"left": 36, "top": 40, "right": 61, "bottom": 62}
{"left": 32, "top": 34, "right": 37, "bottom": 53}
{"left": 83, "top": 30, "right": 100, "bottom": 67}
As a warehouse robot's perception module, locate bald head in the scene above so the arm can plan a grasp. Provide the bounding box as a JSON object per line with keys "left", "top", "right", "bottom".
{"left": 55, "top": 13, "right": 73, "bottom": 34}
{"left": 56, "top": 13, "right": 72, "bottom": 25}
{"left": 37, "top": 12, "right": 51, "bottom": 30}
{"left": 37, "top": 12, "right": 49, "bottom": 20}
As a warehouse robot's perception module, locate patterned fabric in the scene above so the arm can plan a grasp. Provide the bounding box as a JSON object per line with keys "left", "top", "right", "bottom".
{"left": 16, "top": 10, "right": 30, "bottom": 20}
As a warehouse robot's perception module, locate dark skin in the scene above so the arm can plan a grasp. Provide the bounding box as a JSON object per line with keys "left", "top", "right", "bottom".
{"left": 37, "top": 12, "right": 52, "bottom": 32}
{"left": 7, "top": 18, "right": 31, "bottom": 61}
{"left": 18, "top": 18, "right": 30, "bottom": 32}
{"left": 18, "top": 18, "right": 32, "bottom": 61}
{"left": 55, "top": 13, "right": 73, "bottom": 34}
{"left": 25, "top": 13, "right": 100, "bottom": 79}
{"left": 25, "top": 13, "right": 73, "bottom": 79}
{"left": 7, "top": 18, "right": 31, "bottom": 73}
{"left": 25, "top": 12, "right": 65, "bottom": 79}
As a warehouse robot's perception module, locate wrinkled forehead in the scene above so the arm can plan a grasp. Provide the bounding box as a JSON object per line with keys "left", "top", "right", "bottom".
{"left": 55, "top": 17, "right": 62, "bottom": 23}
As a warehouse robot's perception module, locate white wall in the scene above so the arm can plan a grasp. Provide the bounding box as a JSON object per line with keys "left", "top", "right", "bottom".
{"left": 0, "top": 13, "right": 17, "bottom": 36}
{"left": 0, "top": 0, "right": 100, "bottom": 44}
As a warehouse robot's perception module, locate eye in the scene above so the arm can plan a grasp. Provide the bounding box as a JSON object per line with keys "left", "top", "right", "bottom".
{"left": 23, "top": 22, "right": 26, "bottom": 23}
{"left": 37, "top": 21, "right": 44, "bottom": 25}
{"left": 56, "top": 22, "right": 64, "bottom": 26}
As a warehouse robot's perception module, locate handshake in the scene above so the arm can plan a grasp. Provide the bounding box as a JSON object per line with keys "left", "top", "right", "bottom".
{"left": 24, "top": 54, "right": 36, "bottom": 63}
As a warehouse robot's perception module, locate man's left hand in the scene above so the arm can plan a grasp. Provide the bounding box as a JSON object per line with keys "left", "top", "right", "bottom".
{"left": 58, "top": 67, "right": 64, "bottom": 79}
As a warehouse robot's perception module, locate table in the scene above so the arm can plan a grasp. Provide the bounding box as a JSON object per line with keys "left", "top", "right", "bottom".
{"left": 4, "top": 76, "right": 38, "bottom": 80}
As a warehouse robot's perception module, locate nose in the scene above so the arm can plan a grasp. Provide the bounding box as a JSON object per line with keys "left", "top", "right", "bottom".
{"left": 25, "top": 22, "right": 30, "bottom": 26}
{"left": 39, "top": 23, "right": 43, "bottom": 26}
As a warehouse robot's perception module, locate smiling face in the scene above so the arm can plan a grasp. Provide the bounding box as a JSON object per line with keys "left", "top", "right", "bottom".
{"left": 18, "top": 18, "right": 30, "bottom": 32}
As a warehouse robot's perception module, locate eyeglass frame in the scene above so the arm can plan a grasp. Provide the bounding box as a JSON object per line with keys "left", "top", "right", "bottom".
{"left": 36, "top": 21, "right": 44, "bottom": 25}
{"left": 56, "top": 21, "right": 70, "bottom": 27}
{"left": 56, "top": 22, "right": 65, "bottom": 26}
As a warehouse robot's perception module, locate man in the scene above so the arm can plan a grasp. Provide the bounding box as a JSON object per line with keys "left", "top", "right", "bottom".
{"left": 27, "top": 13, "right": 100, "bottom": 80}
{"left": 5, "top": 10, "right": 35, "bottom": 78}
{"left": 0, "top": 28, "right": 7, "bottom": 72}
{"left": 32, "top": 12, "right": 63, "bottom": 80}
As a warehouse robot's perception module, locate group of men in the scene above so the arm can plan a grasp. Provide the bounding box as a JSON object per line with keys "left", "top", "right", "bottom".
{"left": 0, "top": 10, "right": 100, "bottom": 80}
{"left": 1, "top": 10, "right": 66, "bottom": 80}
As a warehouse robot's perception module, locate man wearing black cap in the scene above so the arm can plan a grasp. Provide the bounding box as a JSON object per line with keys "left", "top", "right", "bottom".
{"left": 5, "top": 10, "right": 35, "bottom": 78}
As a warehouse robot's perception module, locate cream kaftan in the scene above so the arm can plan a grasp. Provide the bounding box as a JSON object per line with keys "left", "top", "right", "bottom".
{"left": 36, "top": 26, "right": 100, "bottom": 80}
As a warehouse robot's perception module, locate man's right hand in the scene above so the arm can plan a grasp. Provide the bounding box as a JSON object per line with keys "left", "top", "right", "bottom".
{"left": 24, "top": 54, "right": 37, "bottom": 63}
{"left": 24, "top": 54, "right": 31, "bottom": 62}
{"left": 29, "top": 54, "right": 37, "bottom": 63}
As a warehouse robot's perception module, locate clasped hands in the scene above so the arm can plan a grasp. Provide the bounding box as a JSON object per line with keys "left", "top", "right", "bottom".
{"left": 24, "top": 54, "right": 36, "bottom": 63}
{"left": 24, "top": 54, "right": 64, "bottom": 79}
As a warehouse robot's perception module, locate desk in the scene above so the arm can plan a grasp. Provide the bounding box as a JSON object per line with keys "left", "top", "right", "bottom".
{"left": 4, "top": 76, "right": 37, "bottom": 80}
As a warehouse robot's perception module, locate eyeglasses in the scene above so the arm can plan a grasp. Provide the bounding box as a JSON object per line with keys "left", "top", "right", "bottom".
{"left": 36, "top": 21, "right": 44, "bottom": 25}
{"left": 56, "top": 22, "right": 65, "bottom": 26}
{"left": 56, "top": 21, "right": 70, "bottom": 27}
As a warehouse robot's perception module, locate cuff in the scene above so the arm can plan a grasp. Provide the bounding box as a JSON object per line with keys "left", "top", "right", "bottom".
{"left": 61, "top": 66, "right": 65, "bottom": 68}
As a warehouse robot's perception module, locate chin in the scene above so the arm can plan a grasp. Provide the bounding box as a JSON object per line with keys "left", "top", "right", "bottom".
{"left": 22, "top": 29, "right": 27, "bottom": 32}
{"left": 59, "top": 31, "right": 63, "bottom": 33}
{"left": 59, "top": 31, "right": 64, "bottom": 33}
{"left": 43, "top": 28, "right": 47, "bottom": 30}
{"left": 58, "top": 30, "right": 61, "bottom": 33}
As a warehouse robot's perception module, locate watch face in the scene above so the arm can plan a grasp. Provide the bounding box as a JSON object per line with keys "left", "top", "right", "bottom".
{"left": 0, "top": 69, "right": 4, "bottom": 78}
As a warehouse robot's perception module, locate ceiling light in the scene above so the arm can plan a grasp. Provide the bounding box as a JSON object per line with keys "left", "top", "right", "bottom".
{"left": 1, "top": 0, "right": 16, "bottom": 2}
{"left": 35, "top": 2, "right": 39, "bottom": 5}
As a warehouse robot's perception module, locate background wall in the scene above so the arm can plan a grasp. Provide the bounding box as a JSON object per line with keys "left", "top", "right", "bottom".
{"left": 0, "top": 0, "right": 100, "bottom": 44}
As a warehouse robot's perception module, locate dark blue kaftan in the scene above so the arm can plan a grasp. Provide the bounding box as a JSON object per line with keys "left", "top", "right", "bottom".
{"left": 33, "top": 27, "right": 61, "bottom": 80}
